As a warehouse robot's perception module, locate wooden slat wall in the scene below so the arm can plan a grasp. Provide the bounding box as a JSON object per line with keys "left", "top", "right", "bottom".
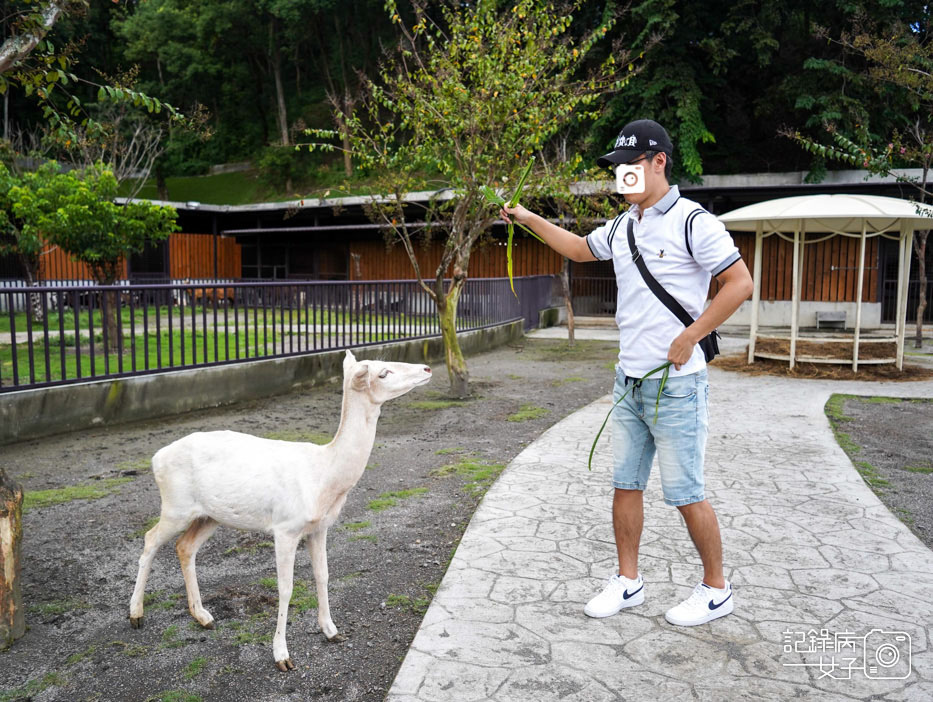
{"left": 39, "top": 245, "right": 126, "bottom": 281}
{"left": 710, "top": 232, "right": 879, "bottom": 302}
{"left": 169, "top": 234, "right": 241, "bottom": 279}
{"left": 348, "top": 238, "right": 563, "bottom": 281}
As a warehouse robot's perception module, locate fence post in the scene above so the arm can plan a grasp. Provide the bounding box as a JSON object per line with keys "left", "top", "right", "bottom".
{"left": 0, "top": 467, "right": 25, "bottom": 650}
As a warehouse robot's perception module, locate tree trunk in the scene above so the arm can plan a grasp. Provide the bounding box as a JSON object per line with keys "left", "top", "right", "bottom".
{"left": 20, "top": 255, "right": 44, "bottom": 325}
{"left": 915, "top": 231, "right": 928, "bottom": 348}
{"left": 341, "top": 118, "right": 352, "bottom": 178}
{"left": 0, "top": 467, "right": 25, "bottom": 651}
{"left": 156, "top": 170, "right": 168, "bottom": 201}
{"left": 560, "top": 257, "right": 575, "bottom": 347}
{"left": 270, "top": 20, "right": 289, "bottom": 147}
{"left": 437, "top": 279, "right": 469, "bottom": 398}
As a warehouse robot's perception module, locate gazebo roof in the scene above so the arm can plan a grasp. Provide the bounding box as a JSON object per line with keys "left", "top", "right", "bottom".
{"left": 718, "top": 193, "right": 933, "bottom": 233}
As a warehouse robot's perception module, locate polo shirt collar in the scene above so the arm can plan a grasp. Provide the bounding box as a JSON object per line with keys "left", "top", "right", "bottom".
{"left": 630, "top": 185, "right": 680, "bottom": 218}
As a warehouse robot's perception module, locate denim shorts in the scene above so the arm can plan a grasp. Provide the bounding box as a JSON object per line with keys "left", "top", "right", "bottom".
{"left": 610, "top": 367, "right": 709, "bottom": 506}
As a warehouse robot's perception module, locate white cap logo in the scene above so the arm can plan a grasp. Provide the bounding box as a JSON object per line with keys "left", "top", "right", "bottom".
{"left": 615, "top": 134, "right": 638, "bottom": 148}
{"left": 649, "top": 139, "right": 658, "bottom": 146}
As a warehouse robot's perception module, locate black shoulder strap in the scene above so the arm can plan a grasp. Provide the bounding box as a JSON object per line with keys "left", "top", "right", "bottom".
{"left": 627, "top": 217, "right": 695, "bottom": 327}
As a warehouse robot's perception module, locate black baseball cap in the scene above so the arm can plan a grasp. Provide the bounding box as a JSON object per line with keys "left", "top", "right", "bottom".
{"left": 596, "top": 119, "right": 674, "bottom": 169}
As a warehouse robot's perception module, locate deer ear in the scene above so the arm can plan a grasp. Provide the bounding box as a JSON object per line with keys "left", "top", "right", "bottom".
{"left": 344, "top": 349, "right": 357, "bottom": 371}
{"left": 351, "top": 364, "right": 370, "bottom": 392}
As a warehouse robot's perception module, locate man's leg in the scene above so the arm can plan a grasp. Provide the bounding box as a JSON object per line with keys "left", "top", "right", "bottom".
{"left": 613, "top": 488, "right": 644, "bottom": 580}
{"left": 677, "top": 499, "right": 725, "bottom": 589}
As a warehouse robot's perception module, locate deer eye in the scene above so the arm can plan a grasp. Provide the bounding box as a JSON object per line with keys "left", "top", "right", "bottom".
{"left": 378, "top": 369, "right": 392, "bottom": 379}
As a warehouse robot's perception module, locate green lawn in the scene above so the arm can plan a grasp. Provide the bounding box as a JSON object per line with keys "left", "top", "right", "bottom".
{"left": 0, "top": 325, "right": 408, "bottom": 387}
{"left": 1, "top": 304, "right": 431, "bottom": 334}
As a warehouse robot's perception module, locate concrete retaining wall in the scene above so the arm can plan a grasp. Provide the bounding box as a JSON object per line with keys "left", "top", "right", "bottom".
{"left": 724, "top": 300, "right": 883, "bottom": 329}
{"left": 0, "top": 321, "right": 523, "bottom": 446}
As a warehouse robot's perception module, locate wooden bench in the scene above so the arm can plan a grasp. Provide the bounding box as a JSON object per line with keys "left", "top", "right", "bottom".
{"left": 816, "top": 310, "right": 846, "bottom": 329}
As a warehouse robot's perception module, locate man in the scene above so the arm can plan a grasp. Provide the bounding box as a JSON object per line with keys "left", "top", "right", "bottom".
{"left": 501, "top": 119, "right": 753, "bottom": 626}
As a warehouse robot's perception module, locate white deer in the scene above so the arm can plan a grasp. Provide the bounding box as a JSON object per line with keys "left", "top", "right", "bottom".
{"left": 128, "top": 350, "right": 432, "bottom": 671}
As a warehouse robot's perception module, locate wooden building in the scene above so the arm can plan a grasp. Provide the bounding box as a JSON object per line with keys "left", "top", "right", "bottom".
{"left": 1, "top": 168, "right": 929, "bottom": 326}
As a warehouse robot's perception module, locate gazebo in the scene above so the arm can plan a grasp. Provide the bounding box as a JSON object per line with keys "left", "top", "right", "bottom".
{"left": 718, "top": 194, "right": 933, "bottom": 371}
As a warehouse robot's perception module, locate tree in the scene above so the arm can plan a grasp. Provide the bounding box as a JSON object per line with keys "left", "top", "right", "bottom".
{"left": 309, "top": 0, "right": 630, "bottom": 396}
{"left": 12, "top": 162, "right": 179, "bottom": 350}
{"left": 0, "top": 160, "right": 62, "bottom": 322}
{"left": 790, "top": 20, "right": 932, "bottom": 347}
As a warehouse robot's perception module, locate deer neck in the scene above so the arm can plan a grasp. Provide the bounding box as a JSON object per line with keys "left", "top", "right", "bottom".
{"left": 328, "top": 390, "right": 381, "bottom": 479}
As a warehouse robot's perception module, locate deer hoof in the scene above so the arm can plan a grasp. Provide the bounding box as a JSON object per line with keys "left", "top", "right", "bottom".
{"left": 326, "top": 632, "right": 348, "bottom": 643}
{"left": 275, "top": 658, "right": 295, "bottom": 672}
{"left": 130, "top": 616, "right": 144, "bottom": 629}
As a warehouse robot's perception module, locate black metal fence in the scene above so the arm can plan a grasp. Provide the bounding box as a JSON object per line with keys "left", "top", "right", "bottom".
{"left": 570, "top": 277, "right": 617, "bottom": 316}
{"left": 0, "top": 276, "right": 558, "bottom": 393}
{"left": 881, "top": 279, "right": 933, "bottom": 323}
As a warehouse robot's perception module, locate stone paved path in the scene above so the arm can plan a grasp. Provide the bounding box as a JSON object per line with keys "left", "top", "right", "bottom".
{"left": 388, "top": 366, "right": 933, "bottom": 701}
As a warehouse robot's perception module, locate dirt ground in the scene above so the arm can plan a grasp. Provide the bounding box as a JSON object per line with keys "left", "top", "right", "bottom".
{"left": 1, "top": 337, "right": 930, "bottom": 702}
{"left": 0, "top": 337, "right": 621, "bottom": 702}
{"left": 826, "top": 395, "right": 933, "bottom": 550}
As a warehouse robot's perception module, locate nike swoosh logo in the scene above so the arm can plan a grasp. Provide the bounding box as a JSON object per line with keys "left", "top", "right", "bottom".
{"left": 623, "top": 584, "right": 644, "bottom": 600}
{"left": 708, "top": 592, "right": 732, "bottom": 610}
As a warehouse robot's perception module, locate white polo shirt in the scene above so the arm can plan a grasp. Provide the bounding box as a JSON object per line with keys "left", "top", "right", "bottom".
{"left": 585, "top": 185, "right": 741, "bottom": 378}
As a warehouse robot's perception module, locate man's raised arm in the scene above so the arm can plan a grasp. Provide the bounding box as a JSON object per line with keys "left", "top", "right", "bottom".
{"left": 501, "top": 205, "right": 597, "bottom": 263}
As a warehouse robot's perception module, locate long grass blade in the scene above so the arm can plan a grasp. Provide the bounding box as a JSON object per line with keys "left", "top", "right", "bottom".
{"left": 653, "top": 363, "right": 671, "bottom": 424}
{"left": 507, "top": 222, "right": 516, "bottom": 295}
{"left": 507, "top": 156, "right": 535, "bottom": 207}
{"left": 588, "top": 361, "right": 673, "bottom": 471}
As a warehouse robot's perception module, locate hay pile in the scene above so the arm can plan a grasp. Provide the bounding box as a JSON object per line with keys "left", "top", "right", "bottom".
{"left": 711, "top": 352, "right": 933, "bottom": 381}
{"left": 754, "top": 337, "right": 897, "bottom": 360}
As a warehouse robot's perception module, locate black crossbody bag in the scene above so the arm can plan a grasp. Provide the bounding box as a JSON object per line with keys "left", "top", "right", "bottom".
{"left": 625, "top": 216, "right": 720, "bottom": 363}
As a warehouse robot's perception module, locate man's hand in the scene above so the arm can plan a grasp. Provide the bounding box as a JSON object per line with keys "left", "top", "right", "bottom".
{"left": 667, "top": 328, "right": 700, "bottom": 370}
{"left": 501, "top": 203, "right": 532, "bottom": 225}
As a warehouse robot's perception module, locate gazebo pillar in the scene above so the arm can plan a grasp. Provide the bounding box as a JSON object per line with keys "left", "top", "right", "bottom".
{"left": 747, "top": 222, "right": 763, "bottom": 363}
{"left": 789, "top": 222, "right": 803, "bottom": 369}
{"left": 896, "top": 224, "right": 915, "bottom": 370}
{"left": 852, "top": 224, "right": 867, "bottom": 372}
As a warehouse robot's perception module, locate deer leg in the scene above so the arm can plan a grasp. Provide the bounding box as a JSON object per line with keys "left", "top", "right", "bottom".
{"left": 308, "top": 527, "right": 343, "bottom": 642}
{"left": 129, "top": 515, "right": 189, "bottom": 628}
{"left": 272, "top": 531, "right": 301, "bottom": 672}
{"left": 175, "top": 517, "right": 220, "bottom": 628}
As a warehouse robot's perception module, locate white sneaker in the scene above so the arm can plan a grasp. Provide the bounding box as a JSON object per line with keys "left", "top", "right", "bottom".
{"left": 584, "top": 573, "right": 645, "bottom": 618}
{"left": 665, "top": 581, "right": 734, "bottom": 626}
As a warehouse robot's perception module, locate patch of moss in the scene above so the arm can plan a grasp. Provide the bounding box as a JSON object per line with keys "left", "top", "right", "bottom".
{"left": 435, "top": 447, "right": 468, "bottom": 455}
{"left": 859, "top": 396, "right": 902, "bottom": 404}
{"left": 261, "top": 430, "right": 331, "bottom": 444}
{"left": 384, "top": 593, "right": 430, "bottom": 614}
{"left": 227, "top": 619, "right": 273, "bottom": 646}
{"left": 409, "top": 400, "right": 466, "bottom": 410}
{"left": 350, "top": 533, "right": 378, "bottom": 543}
{"left": 183, "top": 657, "right": 208, "bottom": 680}
{"left": 66, "top": 645, "right": 97, "bottom": 666}
{"left": 432, "top": 457, "right": 506, "bottom": 495}
{"left": 131, "top": 516, "right": 160, "bottom": 539}
{"left": 23, "top": 476, "right": 133, "bottom": 511}
{"left": 367, "top": 487, "right": 428, "bottom": 512}
{"left": 144, "top": 691, "right": 202, "bottom": 702}
{"left": 160, "top": 624, "right": 187, "bottom": 650}
{"left": 551, "top": 376, "right": 585, "bottom": 386}
{"left": 259, "top": 578, "right": 318, "bottom": 612}
{"left": 0, "top": 672, "right": 68, "bottom": 702}
{"left": 117, "top": 458, "right": 152, "bottom": 473}
{"left": 341, "top": 520, "right": 371, "bottom": 531}
{"left": 903, "top": 465, "right": 933, "bottom": 474}
{"left": 507, "top": 403, "right": 549, "bottom": 422}
{"left": 27, "top": 599, "right": 88, "bottom": 617}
